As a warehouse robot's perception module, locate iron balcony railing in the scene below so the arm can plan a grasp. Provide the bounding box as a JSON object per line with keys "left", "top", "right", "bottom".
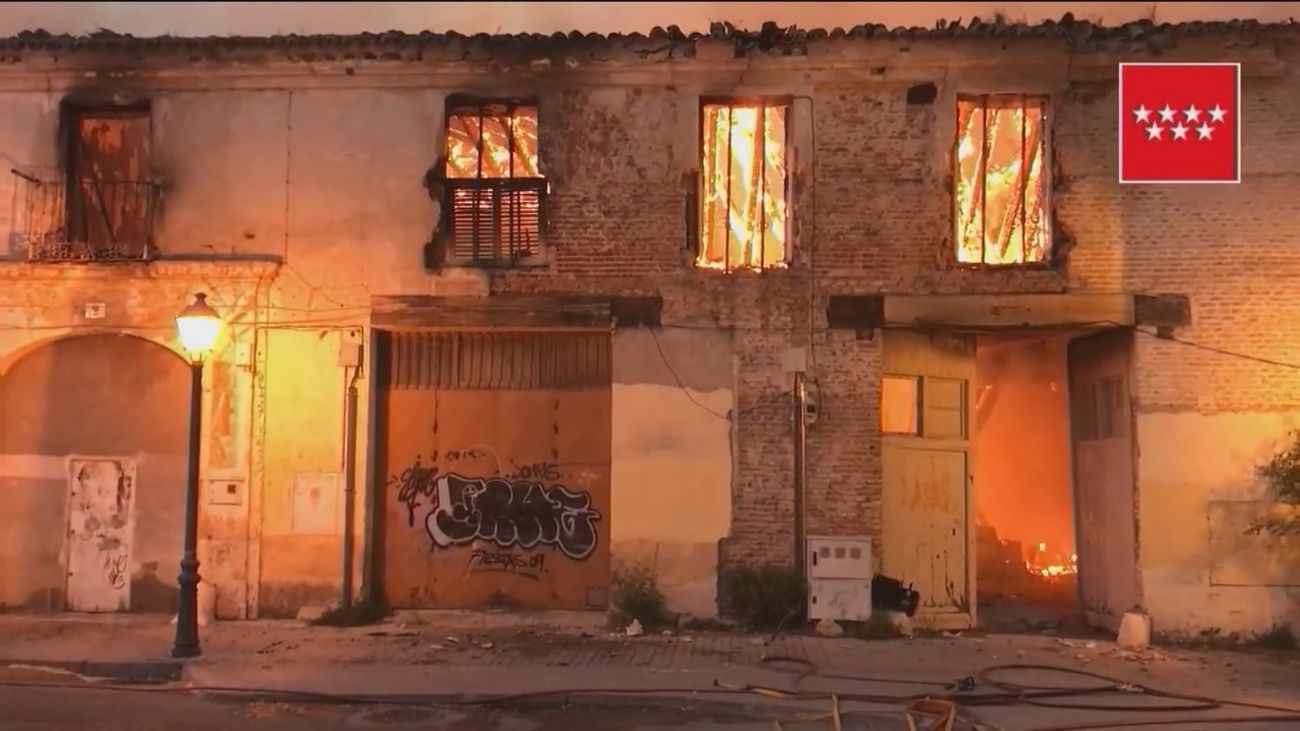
{"left": 443, "top": 177, "right": 546, "bottom": 266}
{"left": 10, "top": 169, "right": 162, "bottom": 262}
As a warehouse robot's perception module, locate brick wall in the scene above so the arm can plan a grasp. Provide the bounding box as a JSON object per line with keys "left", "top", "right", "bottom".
{"left": 490, "top": 34, "right": 1300, "bottom": 576}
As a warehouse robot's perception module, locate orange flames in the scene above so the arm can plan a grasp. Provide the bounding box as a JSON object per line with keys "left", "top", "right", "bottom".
{"left": 1025, "top": 541, "right": 1077, "bottom": 579}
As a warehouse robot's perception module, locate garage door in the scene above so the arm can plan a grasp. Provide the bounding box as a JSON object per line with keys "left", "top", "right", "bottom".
{"left": 378, "top": 330, "right": 612, "bottom": 610}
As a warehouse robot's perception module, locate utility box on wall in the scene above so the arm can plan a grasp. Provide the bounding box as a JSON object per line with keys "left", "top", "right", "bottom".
{"left": 807, "top": 536, "right": 873, "bottom": 622}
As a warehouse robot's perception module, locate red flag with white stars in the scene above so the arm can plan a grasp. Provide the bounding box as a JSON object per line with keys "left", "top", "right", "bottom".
{"left": 1118, "top": 63, "right": 1241, "bottom": 184}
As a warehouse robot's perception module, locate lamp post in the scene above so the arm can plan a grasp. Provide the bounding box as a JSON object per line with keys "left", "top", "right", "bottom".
{"left": 172, "top": 292, "right": 221, "bottom": 659}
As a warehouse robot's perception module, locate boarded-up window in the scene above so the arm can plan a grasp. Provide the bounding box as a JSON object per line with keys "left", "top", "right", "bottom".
{"left": 442, "top": 101, "right": 545, "bottom": 265}
{"left": 881, "top": 375, "right": 921, "bottom": 435}
{"left": 698, "top": 102, "right": 789, "bottom": 272}
{"left": 61, "top": 107, "right": 156, "bottom": 260}
{"left": 955, "top": 95, "right": 1050, "bottom": 266}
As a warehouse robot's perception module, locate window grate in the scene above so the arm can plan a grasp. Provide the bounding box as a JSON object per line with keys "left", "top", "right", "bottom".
{"left": 697, "top": 101, "right": 789, "bottom": 272}
{"left": 954, "top": 94, "right": 1051, "bottom": 266}
{"left": 440, "top": 100, "right": 545, "bottom": 267}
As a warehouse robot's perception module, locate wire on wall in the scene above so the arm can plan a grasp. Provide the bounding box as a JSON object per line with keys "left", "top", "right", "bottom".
{"left": 648, "top": 326, "right": 731, "bottom": 422}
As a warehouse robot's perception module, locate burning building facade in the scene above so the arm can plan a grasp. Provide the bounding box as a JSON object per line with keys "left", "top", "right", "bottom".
{"left": 0, "top": 19, "right": 1297, "bottom": 635}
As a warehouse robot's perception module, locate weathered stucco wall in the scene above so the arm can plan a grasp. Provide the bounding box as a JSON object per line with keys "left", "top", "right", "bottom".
{"left": 611, "top": 329, "right": 733, "bottom": 618}
{"left": 1136, "top": 412, "right": 1300, "bottom": 634}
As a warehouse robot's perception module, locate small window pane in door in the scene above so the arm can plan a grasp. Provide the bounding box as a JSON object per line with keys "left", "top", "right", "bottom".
{"left": 881, "top": 375, "right": 920, "bottom": 435}
{"left": 1097, "top": 377, "right": 1124, "bottom": 439}
{"left": 924, "top": 377, "right": 966, "bottom": 439}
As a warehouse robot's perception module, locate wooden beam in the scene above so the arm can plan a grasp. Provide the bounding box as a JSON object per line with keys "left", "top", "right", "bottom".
{"left": 1133, "top": 294, "right": 1191, "bottom": 328}
{"left": 372, "top": 295, "right": 611, "bottom": 330}
{"left": 884, "top": 293, "right": 1135, "bottom": 329}
{"left": 610, "top": 295, "right": 663, "bottom": 328}
{"left": 826, "top": 295, "right": 886, "bottom": 331}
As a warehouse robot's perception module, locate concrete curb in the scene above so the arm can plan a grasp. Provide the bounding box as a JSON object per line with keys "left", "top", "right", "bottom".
{"left": 2, "top": 658, "right": 185, "bottom": 684}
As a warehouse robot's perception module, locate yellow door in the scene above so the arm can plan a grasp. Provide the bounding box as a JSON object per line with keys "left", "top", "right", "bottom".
{"left": 881, "top": 330, "right": 975, "bottom": 629}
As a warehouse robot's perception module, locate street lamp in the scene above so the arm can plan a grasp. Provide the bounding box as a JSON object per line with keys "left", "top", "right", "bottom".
{"left": 172, "top": 292, "right": 221, "bottom": 659}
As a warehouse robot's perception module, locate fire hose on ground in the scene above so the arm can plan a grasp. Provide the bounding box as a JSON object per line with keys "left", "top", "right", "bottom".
{"left": 3, "top": 656, "right": 1300, "bottom": 730}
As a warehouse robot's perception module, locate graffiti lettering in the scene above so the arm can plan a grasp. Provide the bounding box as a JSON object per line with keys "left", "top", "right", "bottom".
{"left": 409, "top": 586, "right": 436, "bottom": 605}
{"left": 468, "top": 550, "right": 547, "bottom": 580}
{"left": 507, "top": 461, "right": 562, "bottom": 482}
{"left": 391, "top": 456, "right": 439, "bottom": 527}
{"left": 424, "top": 474, "right": 601, "bottom": 560}
{"left": 106, "top": 554, "right": 127, "bottom": 589}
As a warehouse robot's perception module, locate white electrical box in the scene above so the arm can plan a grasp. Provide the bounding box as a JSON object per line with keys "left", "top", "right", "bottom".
{"left": 809, "top": 578, "right": 873, "bottom": 622}
{"left": 807, "top": 536, "right": 873, "bottom": 580}
{"left": 806, "top": 537, "right": 873, "bottom": 622}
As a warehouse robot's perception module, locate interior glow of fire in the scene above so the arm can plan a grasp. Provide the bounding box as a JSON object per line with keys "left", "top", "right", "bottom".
{"left": 954, "top": 97, "right": 1049, "bottom": 265}
{"left": 1025, "top": 542, "right": 1078, "bottom": 578}
{"left": 698, "top": 103, "right": 788, "bottom": 270}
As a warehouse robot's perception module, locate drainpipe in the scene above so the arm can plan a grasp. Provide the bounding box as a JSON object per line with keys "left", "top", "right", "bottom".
{"left": 359, "top": 327, "right": 382, "bottom": 605}
{"left": 793, "top": 372, "right": 808, "bottom": 583}
{"left": 340, "top": 367, "right": 359, "bottom": 609}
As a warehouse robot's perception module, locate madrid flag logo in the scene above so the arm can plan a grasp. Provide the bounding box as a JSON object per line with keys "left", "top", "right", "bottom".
{"left": 1118, "top": 63, "right": 1241, "bottom": 184}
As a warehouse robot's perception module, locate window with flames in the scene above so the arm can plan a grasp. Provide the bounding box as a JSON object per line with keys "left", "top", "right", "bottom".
{"left": 442, "top": 101, "right": 545, "bottom": 265}
{"left": 696, "top": 101, "right": 789, "bottom": 272}
{"left": 954, "top": 95, "right": 1051, "bottom": 266}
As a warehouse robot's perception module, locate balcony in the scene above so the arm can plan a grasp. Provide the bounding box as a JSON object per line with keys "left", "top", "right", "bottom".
{"left": 444, "top": 177, "right": 546, "bottom": 266}
{"left": 10, "top": 169, "right": 162, "bottom": 262}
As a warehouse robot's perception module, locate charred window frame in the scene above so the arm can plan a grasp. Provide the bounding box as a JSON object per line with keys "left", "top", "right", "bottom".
{"left": 953, "top": 94, "right": 1053, "bottom": 268}
{"left": 436, "top": 96, "right": 547, "bottom": 268}
{"left": 692, "top": 97, "right": 791, "bottom": 273}
{"left": 15, "top": 99, "right": 160, "bottom": 262}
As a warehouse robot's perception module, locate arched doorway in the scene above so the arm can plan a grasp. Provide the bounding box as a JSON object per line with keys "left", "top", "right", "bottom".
{"left": 0, "top": 333, "right": 189, "bottom": 612}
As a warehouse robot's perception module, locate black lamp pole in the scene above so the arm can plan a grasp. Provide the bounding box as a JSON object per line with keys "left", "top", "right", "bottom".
{"left": 172, "top": 358, "right": 205, "bottom": 658}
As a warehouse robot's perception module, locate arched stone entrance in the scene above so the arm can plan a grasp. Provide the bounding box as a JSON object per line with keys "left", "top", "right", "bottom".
{"left": 0, "top": 333, "right": 189, "bottom": 612}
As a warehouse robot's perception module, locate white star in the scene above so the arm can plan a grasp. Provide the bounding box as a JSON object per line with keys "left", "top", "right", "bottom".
{"left": 1209, "top": 105, "right": 1228, "bottom": 124}
{"left": 1196, "top": 124, "right": 1214, "bottom": 140}
{"left": 1170, "top": 123, "right": 1189, "bottom": 140}
{"left": 1145, "top": 124, "right": 1164, "bottom": 140}
{"left": 1158, "top": 105, "right": 1177, "bottom": 123}
{"left": 1183, "top": 104, "right": 1202, "bottom": 123}
{"left": 1133, "top": 104, "right": 1152, "bottom": 123}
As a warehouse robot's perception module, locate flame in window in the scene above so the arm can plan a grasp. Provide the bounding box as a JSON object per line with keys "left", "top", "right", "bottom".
{"left": 445, "top": 104, "right": 539, "bottom": 179}
{"left": 699, "top": 103, "right": 788, "bottom": 271}
{"left": 955, "top": 96, "right": 1049, "bottom": 265}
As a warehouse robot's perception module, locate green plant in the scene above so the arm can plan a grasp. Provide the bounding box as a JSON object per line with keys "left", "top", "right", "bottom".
{"left": 311, "top": 598, "right": 389, "bottom": 627}
{"left": 718, "top": 566, "right": 804, "bottom": 631}
{"left": 611, "top": 563, "right": 668, "bottom": 628}
{"left": 1256, "top": 624, "right": 1298, "bottom": 651}
{"left": 1247, "top": 430, "right": 1300, "bottom": 536}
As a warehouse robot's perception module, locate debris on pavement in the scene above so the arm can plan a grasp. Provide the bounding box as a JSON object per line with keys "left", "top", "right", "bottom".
{"left": 625, "top": 620, "right": 644, "bottom": 637}
{"left": 815, "top": 618, "right": 844, "bottom": 638}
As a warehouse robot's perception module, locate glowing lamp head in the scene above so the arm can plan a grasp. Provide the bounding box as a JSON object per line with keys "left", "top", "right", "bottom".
{"left": 175, "top": 292, "right": 221, "bottom": 360}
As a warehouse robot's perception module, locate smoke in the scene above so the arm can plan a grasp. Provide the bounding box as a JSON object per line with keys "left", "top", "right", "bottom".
{"left": 0, "top": 2, "right": 1292, "bottom": 37}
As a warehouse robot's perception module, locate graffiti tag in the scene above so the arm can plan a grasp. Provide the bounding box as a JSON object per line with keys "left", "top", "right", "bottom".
{"left": 424, "top": 474, "right": 601, "bottom": 560}
{"left": 468, "top": 550, "right": 547, "bottom": 580}
{"left": 507, "top": 461, "right": 562, "bottom": 482}
{"left": 392, "top": 455, "right": 439, "bottom": 527}
{"left": 106, "top": 554, "right": 127, "bottom": 589}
